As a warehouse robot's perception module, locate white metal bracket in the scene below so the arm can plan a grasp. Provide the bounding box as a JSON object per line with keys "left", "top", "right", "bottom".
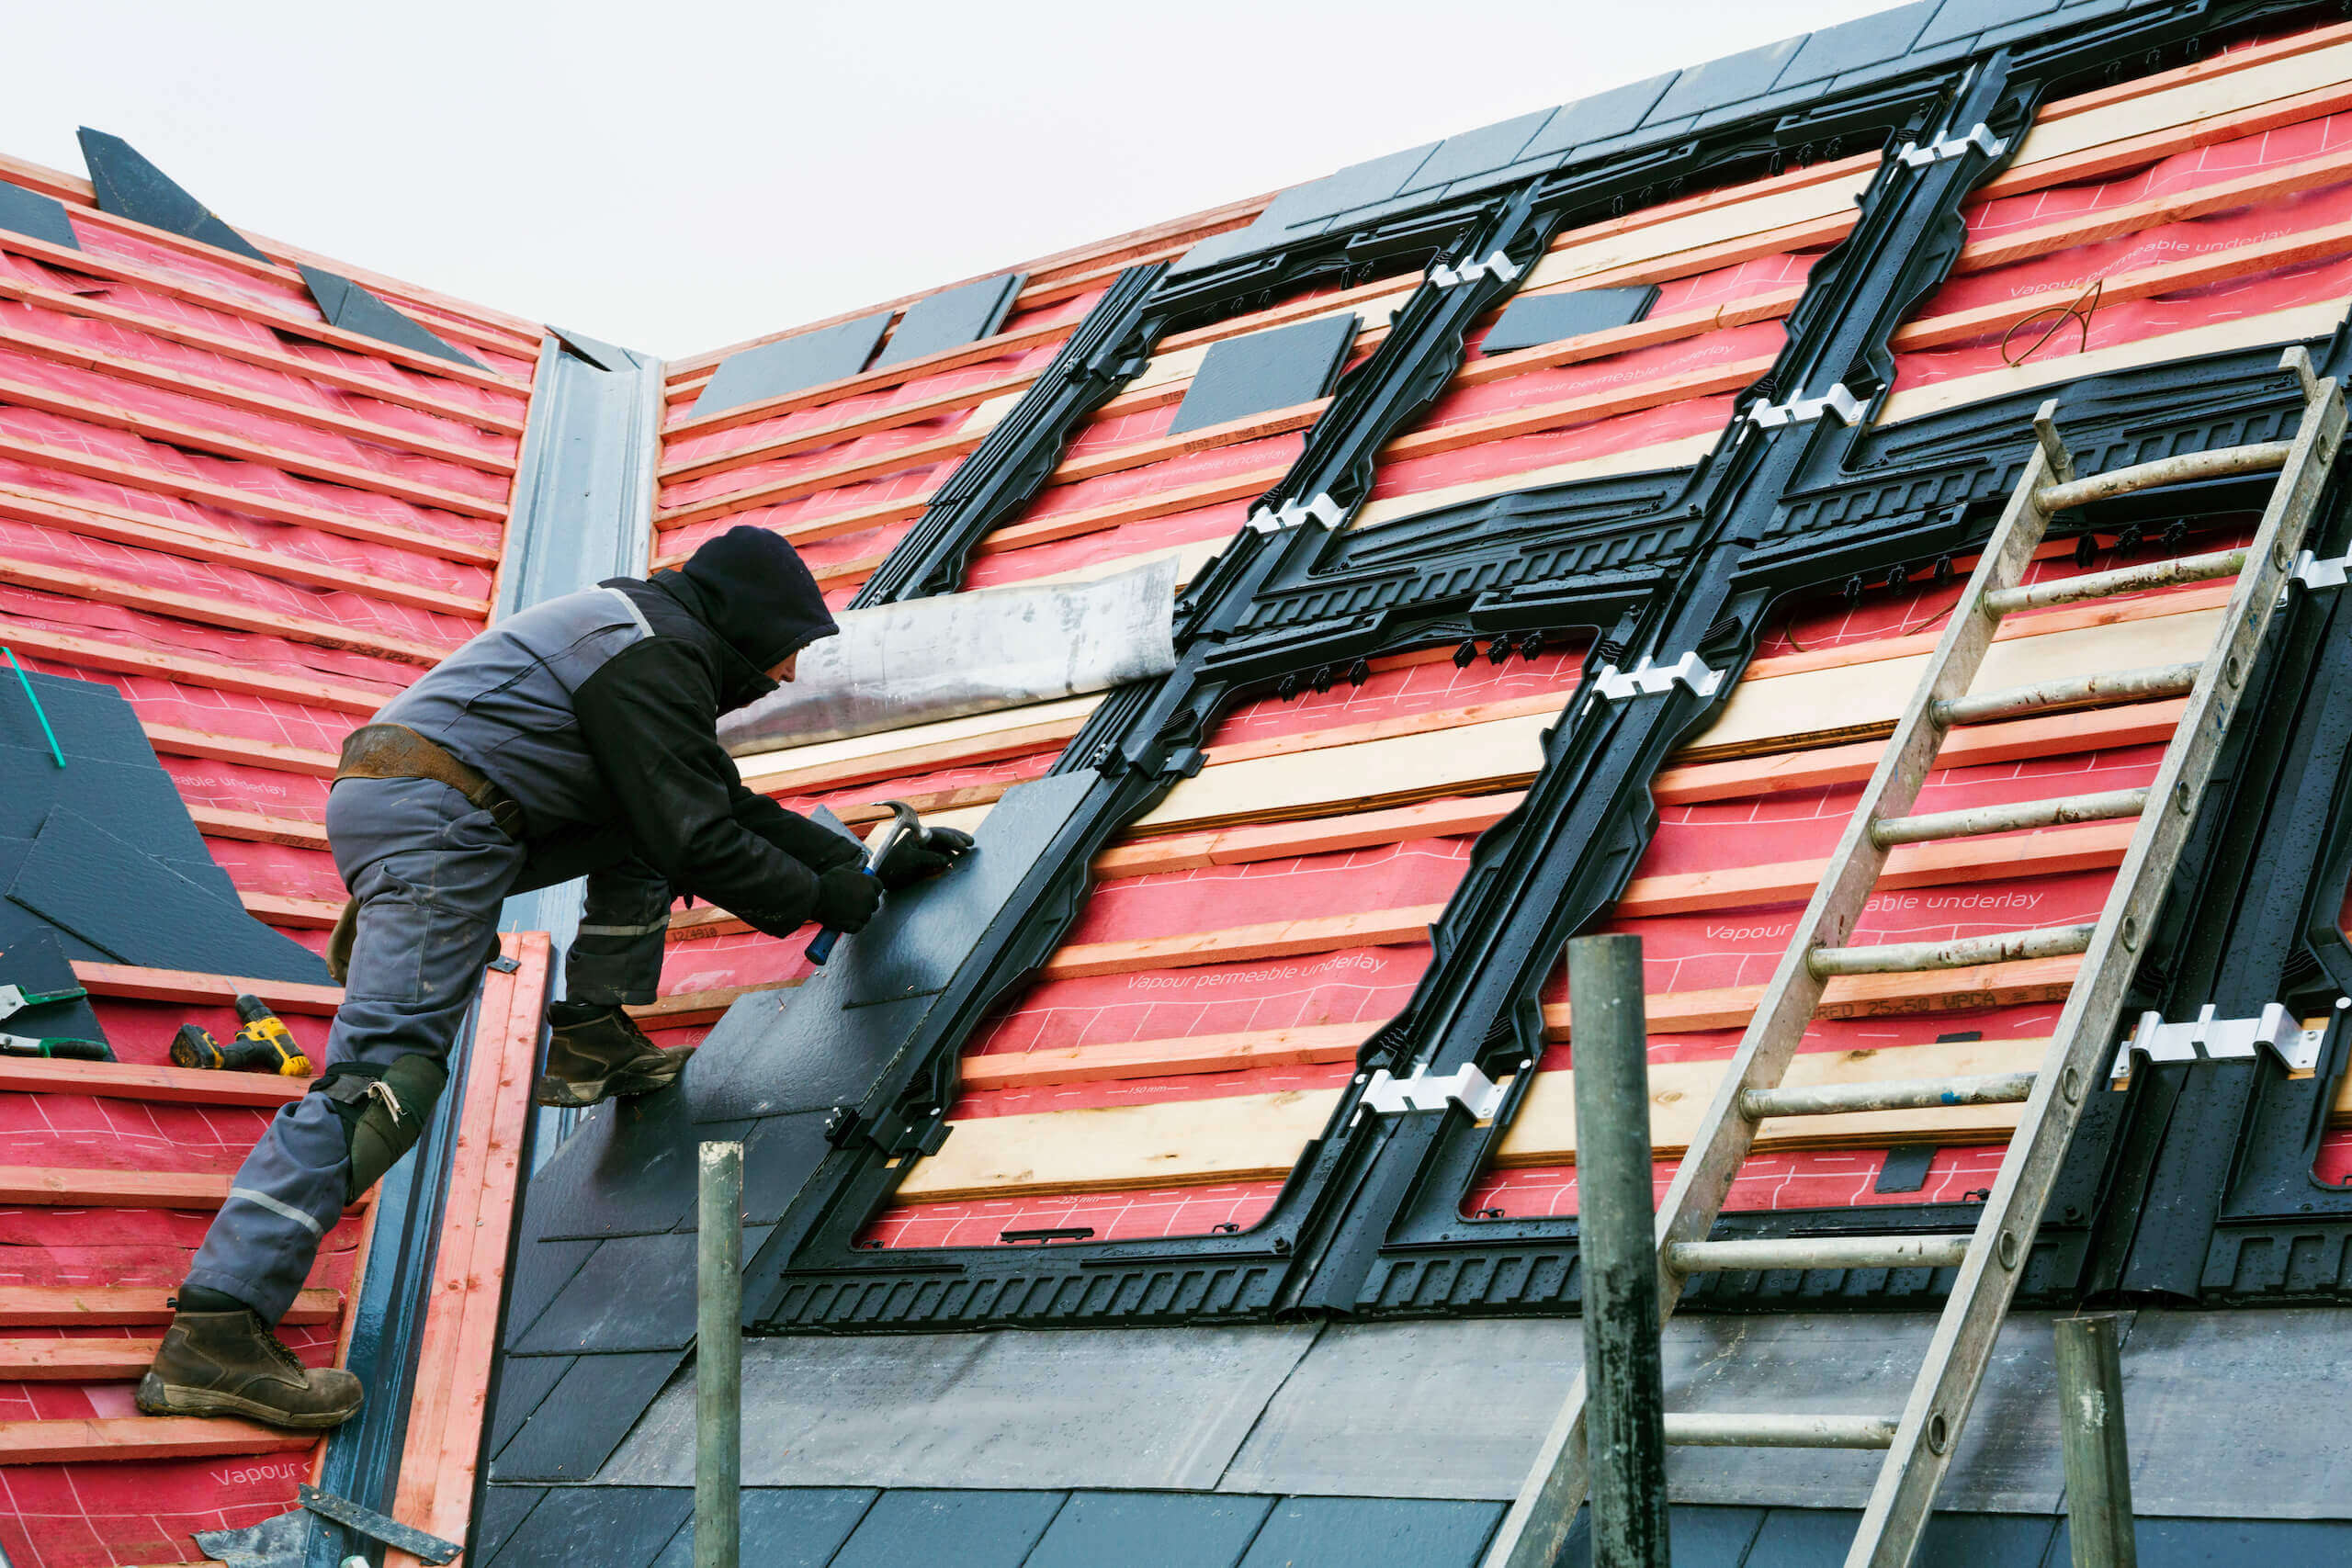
{"left": 1245, "top": 491, "right": 1345, "bottom": 533}
{"left": 2109, "top": 1001, "right": 2328, "bottom": 1085}
{"left": 1363, "top": 1063, "right": 1507, "bottom": 1120}
{"left": 2289, "top": 547, "right": 2352, "bottom": 590}
{"left": 1749, "top": 383, "right": 1867, "bottom": 429}
{"left": 1894, "top": 122, "right": 2007, "bottom": 167}
{"left": 1429, "top": 250, "right": 1521, "bottom": 288}
{"left": 1592, "top": 650, "right": 1725, "bottom": 702}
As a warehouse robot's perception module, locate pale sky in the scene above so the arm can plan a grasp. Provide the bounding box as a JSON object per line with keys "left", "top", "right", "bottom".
{"left": 4, "top": 0, "right": 1894, "bottom": 360}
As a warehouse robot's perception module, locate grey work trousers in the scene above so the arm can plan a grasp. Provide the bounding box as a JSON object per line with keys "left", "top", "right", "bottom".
{"left": 186, "top": 777, "right": 673, "bottom": 1323}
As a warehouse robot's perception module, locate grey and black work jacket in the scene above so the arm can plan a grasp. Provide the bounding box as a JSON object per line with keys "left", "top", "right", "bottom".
{"left": 368, "top": 577, "right": 858, "bottom": 936}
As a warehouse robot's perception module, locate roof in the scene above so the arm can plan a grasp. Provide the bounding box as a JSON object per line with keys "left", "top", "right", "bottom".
{"left": 7, "top": 1, "right": 2352, "bottom": 1564}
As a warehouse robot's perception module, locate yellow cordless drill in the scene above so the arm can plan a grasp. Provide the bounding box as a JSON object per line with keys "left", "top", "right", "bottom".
{"left": 171, "top": 994, "right": 311, "bottom": 1076}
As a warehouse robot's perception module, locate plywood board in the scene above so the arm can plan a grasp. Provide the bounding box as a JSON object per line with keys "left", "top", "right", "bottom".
{"left": 1879, "top": 299, "right": 2346, "bottom": 428}
{"left": 905, "top": 1037, "right": 2055, "bottom": 1201}
{"left": 1689, "top": 605, "right": 2219, "bottom": 757}
{"left": 1493, "top": 1037, "right": 2050, "bottom": 1167}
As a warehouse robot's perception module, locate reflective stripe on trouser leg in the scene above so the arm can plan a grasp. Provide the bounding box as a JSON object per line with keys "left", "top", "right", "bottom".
{"left": 186, "top": 777, "right": 525, "bottom": 1323}
{"left": 566, "top": 855, "right": 672, "bottom": 1007}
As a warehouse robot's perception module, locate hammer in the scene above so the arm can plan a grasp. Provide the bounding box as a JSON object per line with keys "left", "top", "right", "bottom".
{"left": 803, "top": 800, "right": 926, "bottom": 966}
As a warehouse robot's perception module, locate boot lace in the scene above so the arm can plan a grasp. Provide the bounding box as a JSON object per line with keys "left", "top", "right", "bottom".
{"left": 247, "top": 1312, "right": 308, "bottom": 1377}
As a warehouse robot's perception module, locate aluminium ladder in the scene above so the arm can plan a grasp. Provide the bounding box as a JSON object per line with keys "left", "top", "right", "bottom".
{"left": 1487, "top": 347, "right": 2345, "bottom": 1568}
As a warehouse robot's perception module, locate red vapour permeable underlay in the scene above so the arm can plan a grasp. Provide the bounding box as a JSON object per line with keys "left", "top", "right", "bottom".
{"left": 3, "top": 1450, "right": 328, "bottom": 1568}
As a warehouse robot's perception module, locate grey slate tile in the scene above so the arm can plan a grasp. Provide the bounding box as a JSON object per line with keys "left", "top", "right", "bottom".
{"left": 1396, "top": 111, "right": 1558, "bottom": 198}
{"left": 694, "top": 313, "right": 892, "bottom": 416}
{"left": 1776, "top": 3, "right": 1940, "bottom": 87}
{"left": 0, "top": 182, "right": 77, "bottom": 249}
{"left": 1914, "top": 1512, "right": 2060, "bottom": 1567}
{"left": 470, "top": 1485, "right": 546, "bottom": 1565}
{"left": 528, "top": 1085, "right": 709, "bottom": 1240}
{"left": 874, "top": 273, "right": 1025, "bottom": 368}
{"left": 0, "top": 744, "right": 216, "bottom": 868}
{"left": 2115, "top": 1307, "right": 2352, "bottom": 1518}
{"left": 1660, "top": 1313, "right": 2069, "bottom": 1512}
{"left": 1023, "top": 1491, "right": 1275, "bottom": 1568}
{"left": 492, "top": 1349, "right": 685, "bottom": 1482}
{"left": 841, "top": 771, "right": 1100, "bottom": 1007}
{"left": 1917, "top": 0, "right": 2062, "bottom": 50}
{"left": 1266, "top": 144, "right": 1441, "bottom": 235}
{"left": 687, "top": 988, "right": 933, "bottom": 1121}
{"left": 6, "top": 807, "right": 329, "bottom": 982}
{"left": 1744, "top": 1508, "right": 1862, "bottom": 1566}
{"left": 1645, "top": 37, "right": 1810, "bottom": 126}
{"left": 1874, "top": 1143, "right": 1937, "bottom": 1192}
{"left": 0, "top": 929, "right": 106, "bottom": 1049}
{"left": 76, "top": 127, "right": 268, "bottom": 262}
{"left": 512, "top": 1231, "right": 699, "bottom": 1353}
{"left": 1480, "top": 286, "right": 1657, "bottom": 356}
{"left": 1167, "top": 314, "right": 1357, "bottom": 438}
{"left": 1235, "top": 1497, "right": 1500, "bottom": 1568}
{"left": 0, "top": 840, "right": 112, "bottom": 964}
{"left": 650, "top": 1488, "right": 878, "bottom": 1568}
{"left": 1549, "top": 1505, "right": 1764, "bottom": 1565}
{"left": 1218, "top": 1317, "right": 1581, "bottom": 1501}
{"left": 484, "top": 1484, "right": 690, "bottom": 1568}
{"left": 300, "top": 265, "right": 486, "bottom": 369}
{"left": 600, "top": 1324, "right": 1323, "bottom": 1492}
{"left": 2051, "top": 1517, "right": 2352, "bottom": 1568}
{"left": 1171, "top": 224, "right": 1276, "bottom": 277}
{"left": 500, "top": 1235, "right": 597, "bottom": 1347}
{"left": 827, "top": 1489, "right": 1067, "bottom": 1568}
{"left": 485, "top": 1352, "right": 574, "bottom": 1457}
{"left": 738, "top": 1111, "right": 835, "bottom": 1224}
{"left": 1517, "top": 73, "right": 1680, "bottom": 163}
{"left": 9, "top": 671, "right": 154, "bottom": 766}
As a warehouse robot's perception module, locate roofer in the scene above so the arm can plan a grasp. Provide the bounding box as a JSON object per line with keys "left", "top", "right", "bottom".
{"left": 135, "top": 526, "right": 971, "bottom": 1431}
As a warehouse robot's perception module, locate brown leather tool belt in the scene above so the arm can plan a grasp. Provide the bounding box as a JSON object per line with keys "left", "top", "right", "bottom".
{"left": 334, "top": 724, "right": 526, "bottom": 839}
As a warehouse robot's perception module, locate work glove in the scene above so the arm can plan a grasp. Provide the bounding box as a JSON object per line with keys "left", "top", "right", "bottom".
{"left": 810, "top": 865, "right": 883, "bottom": 933}
{"left": 874, "top": 825, "right": 977, "bottom": 891}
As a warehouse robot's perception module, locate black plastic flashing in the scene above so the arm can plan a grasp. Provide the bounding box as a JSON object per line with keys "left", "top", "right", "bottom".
{"left": 851, "top": 264, "right": 1167, "bottom": 604}
{"left": 731, "top": 0, "right": 2349, "bottom": 1334}
{"left": 300, "top": 265, "right": 487, "bottom": 370}
{"left": 75, "top": 128, "right": 268, "bottom": 262}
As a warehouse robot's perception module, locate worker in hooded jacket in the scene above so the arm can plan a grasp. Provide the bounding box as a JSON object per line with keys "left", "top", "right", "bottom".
{"left": 137, "top": 526, "right": 971, "bottom": 1430}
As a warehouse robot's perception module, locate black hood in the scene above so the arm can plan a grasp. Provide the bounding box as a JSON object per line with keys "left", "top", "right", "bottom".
{"left": 655, "top": 525, "right": 839, "bottom": 673}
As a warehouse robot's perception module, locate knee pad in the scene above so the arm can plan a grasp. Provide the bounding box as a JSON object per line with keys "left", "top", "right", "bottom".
{"left": 314, "top": 1055, "right": 448, "bottom": 1203}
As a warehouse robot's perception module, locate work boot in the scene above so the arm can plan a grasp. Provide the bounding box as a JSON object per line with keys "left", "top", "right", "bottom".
{"left": 537, "top": 1001, "right": 691, "bottom": 1108}
{"left": 136, "top": 1301, "right": 363, "bottom": 1430}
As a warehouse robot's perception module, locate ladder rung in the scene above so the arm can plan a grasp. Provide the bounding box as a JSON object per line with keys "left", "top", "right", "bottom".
{"left": 1666, "top": 1235, "right": 1972, "bottom": 1273}
{"left": 1739, "top": 1071, "right": 2036, "bottom": 1120}
{"left": 1934, "top": 660, "right": 2200, "bottom": 727}
{"left": 1663, "top": 1413, "right": 1900, "bottom": 1450}
{"left": 1870, "top": 787, "right": 2146, "bottom": 847}
{"left": 1809, "top": 922, "right": 2094, "bottom": 978}
{"left": 2035, "top": 441, "right": 2292, "bottom": 512}
{"left": 1984, "top": 548, "right": 2245, "bottom": 615}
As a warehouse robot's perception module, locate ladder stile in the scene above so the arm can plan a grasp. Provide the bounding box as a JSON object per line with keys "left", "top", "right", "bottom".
{"left": 1847, "top": 364, "right": 2345, "bottom": 1567}
{"left": 1487, "top": 357, "right": 2346, "bottom": 1568}
{"left": 1482, "top": 405, "right": 2074, "bottom": 1568}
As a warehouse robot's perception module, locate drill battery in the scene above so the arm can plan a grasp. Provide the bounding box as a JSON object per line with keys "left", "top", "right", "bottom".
{"left": 172, "top": 994, "right": 311, "bottom": 1076}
